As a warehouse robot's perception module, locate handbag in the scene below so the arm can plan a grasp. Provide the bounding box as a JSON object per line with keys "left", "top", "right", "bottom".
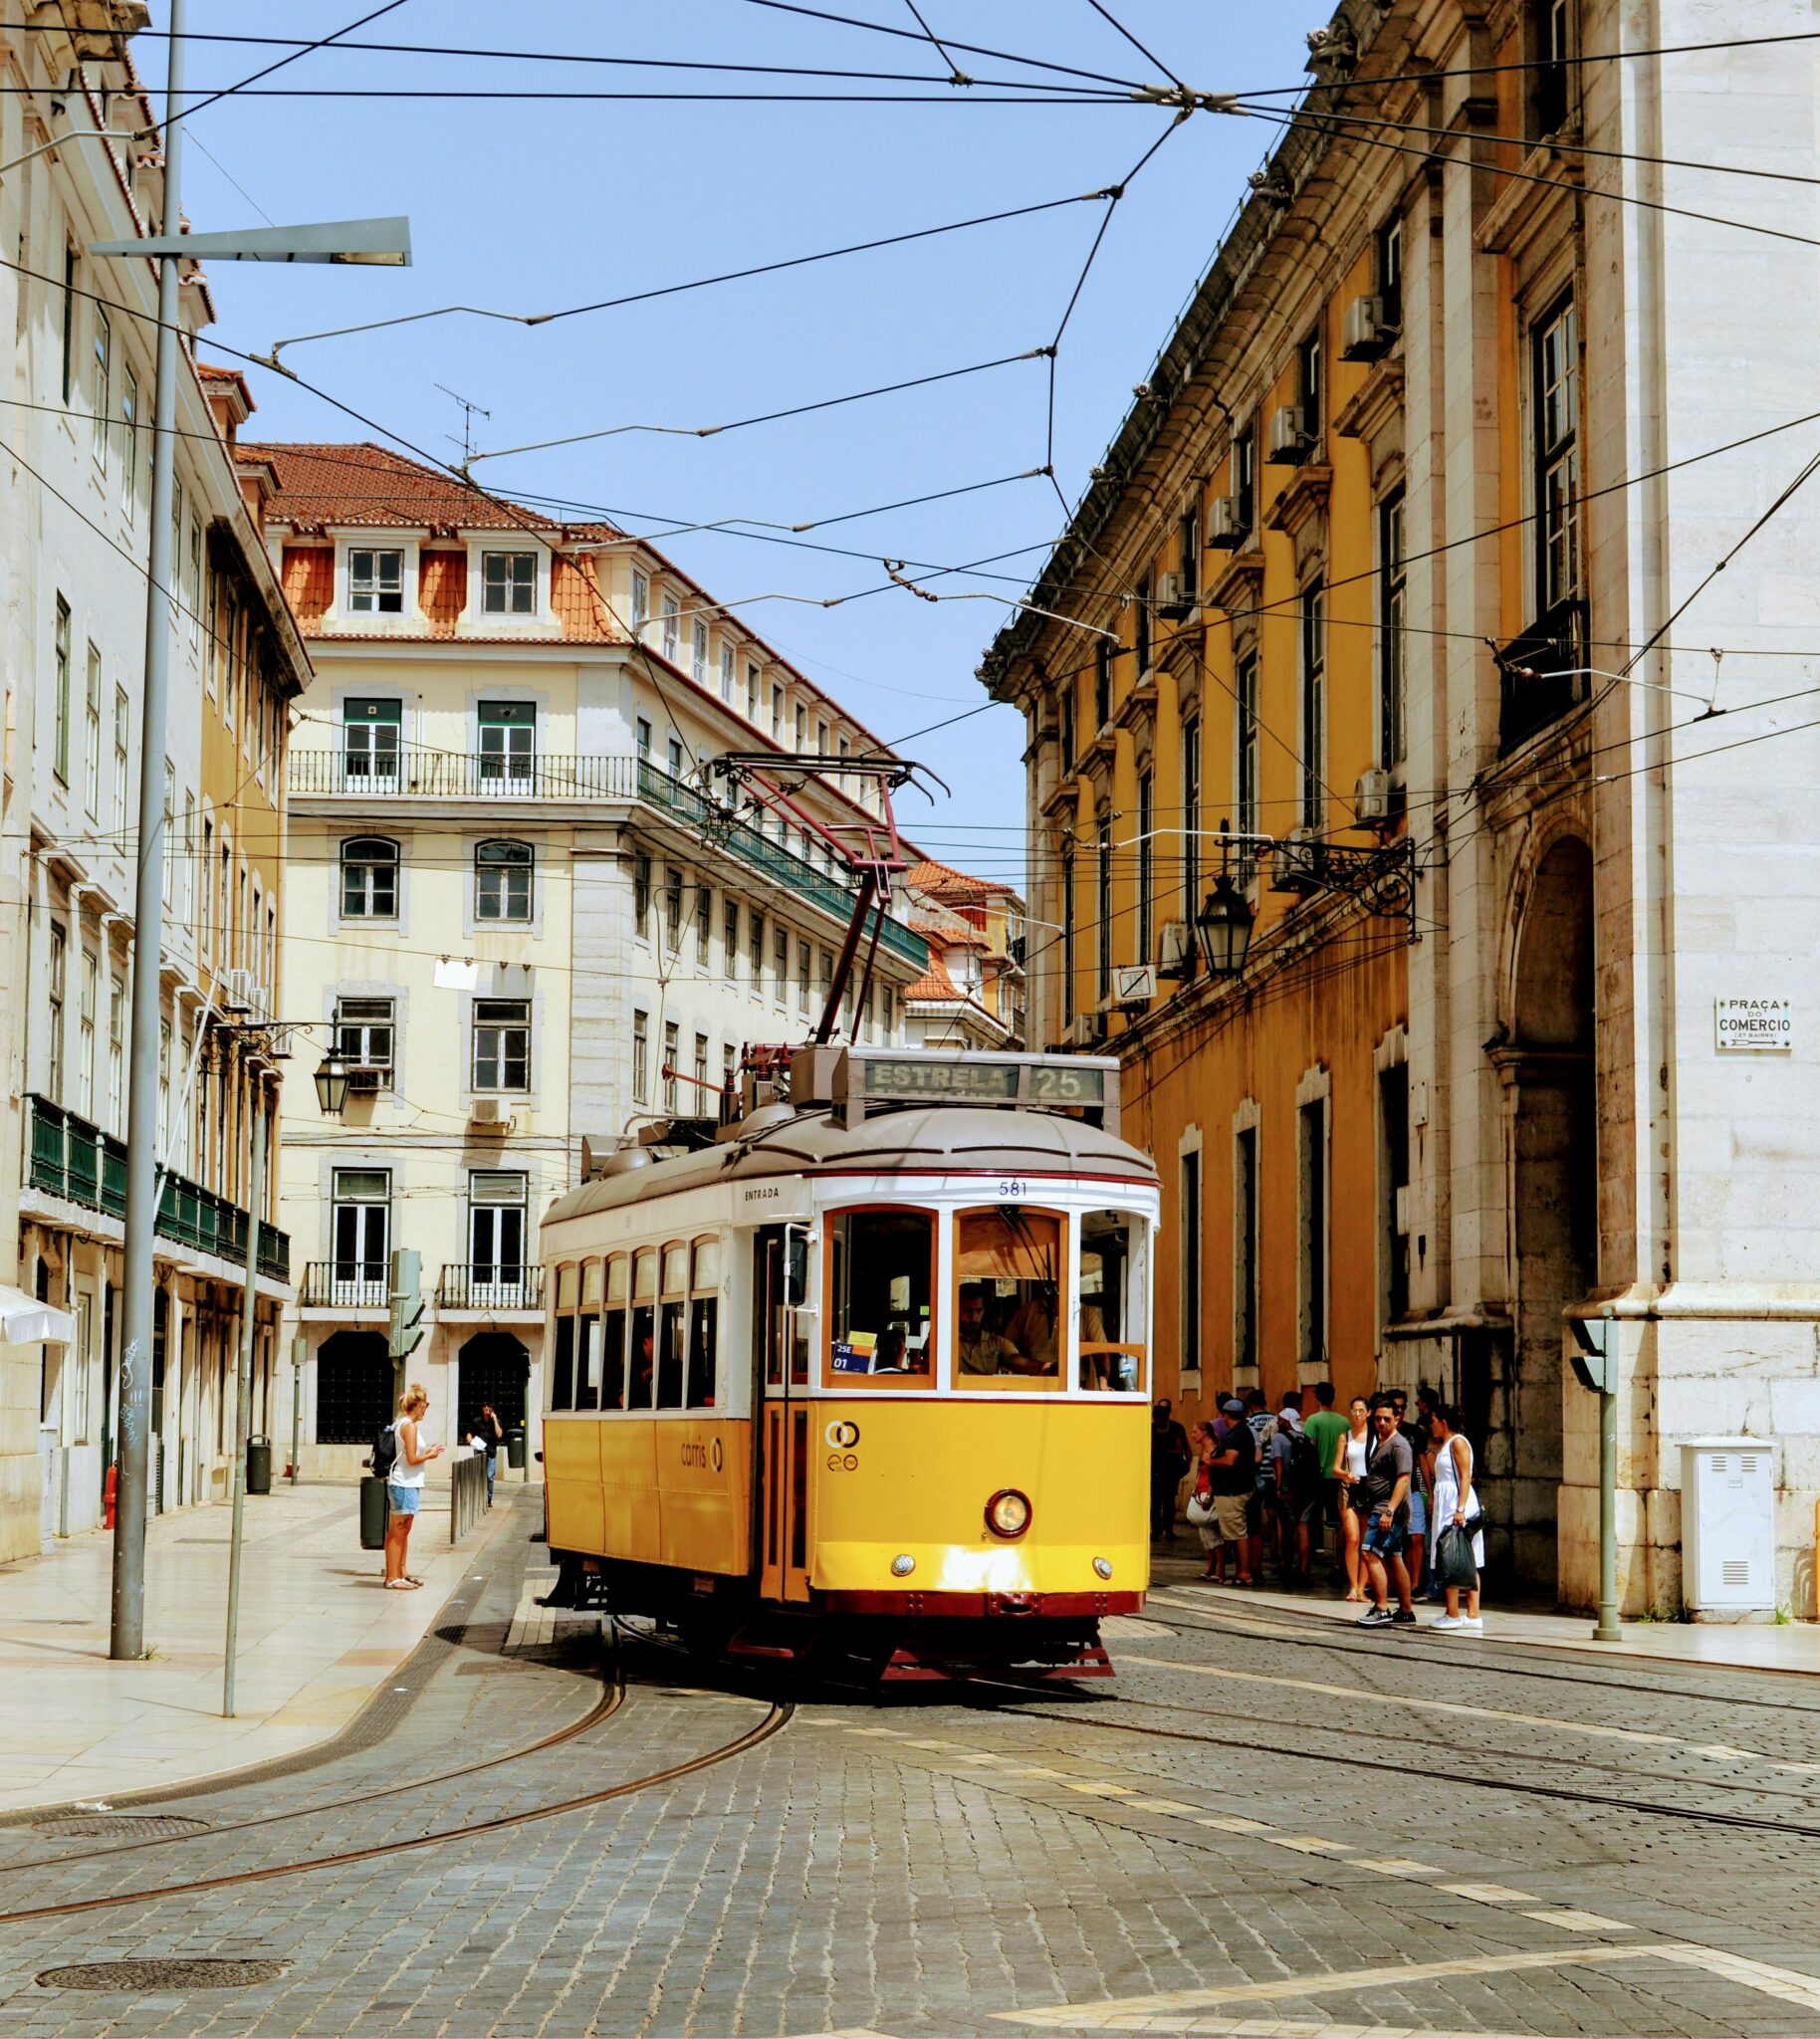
{"left": 1185, "top": 1491, "right": 1216, "bottom": 1527}
{"left": 1435, "top": 1522, "right": 1479, "bottom": 1591}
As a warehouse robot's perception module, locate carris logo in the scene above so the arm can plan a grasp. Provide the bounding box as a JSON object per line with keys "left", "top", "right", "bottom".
{"left": 824, "top": 1419, "right": 860, "bottom": 1450}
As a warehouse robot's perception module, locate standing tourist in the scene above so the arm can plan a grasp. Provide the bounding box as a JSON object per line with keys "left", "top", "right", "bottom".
{"left": 1429, "top": 1405, "right": 1485, "bottom": 1633}
{"left": 1209, "top": 1396, "right": 1257, "bottom": 1585}
{"left": 1356, "top": 1397, "right": 1415, "bottom": 1629}
{"left": 383, "top": 1384, "right": 444, "bottom": 1591}
{"left": 1302, "top": 1383, "right": 1350, "bottom": 1579}
{"left": 1151, "top": 1399, "right": 1192, "bottom": 1541}
{"left": 1336, "top": 1395, "right": 1372, "bottom": 1602}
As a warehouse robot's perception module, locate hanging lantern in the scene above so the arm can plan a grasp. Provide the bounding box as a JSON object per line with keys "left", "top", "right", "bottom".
{"left": 313, "top": 1055, "right": 351, "bottom": 1116}
{"left": 1194, "top": 874, "right": 1254, "bottom": 978}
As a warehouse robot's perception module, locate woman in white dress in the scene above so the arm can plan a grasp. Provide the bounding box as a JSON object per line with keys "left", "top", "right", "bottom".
{"left": 1428, "top": 1405, "right": 1483, "bottom": 1632}
{"left": 1336, "top": 1396, "right": 1371, "bottom": 1602}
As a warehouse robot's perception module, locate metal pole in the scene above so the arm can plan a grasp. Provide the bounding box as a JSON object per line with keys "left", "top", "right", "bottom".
{"left": 1594, "top": 1377, "right": 1621, "bottom": 1642}
{"left": 111, "top": 0, "right": 186, "bottom": 1662}
{"left": 290, "top": 1334, "right": 305, "bottom": 1486}
{"left": 222, "top": 1072, "right": 265, "bottom": 1716}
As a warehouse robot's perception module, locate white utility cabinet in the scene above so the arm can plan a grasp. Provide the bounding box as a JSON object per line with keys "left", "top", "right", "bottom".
{"left": 1681, "top": 1437, "right": 1775, "bottom": 1614}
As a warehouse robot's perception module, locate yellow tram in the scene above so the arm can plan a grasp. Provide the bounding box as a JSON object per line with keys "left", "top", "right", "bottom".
{"left": 539, "top": 1045, "right": 1160, "bottom": 1679}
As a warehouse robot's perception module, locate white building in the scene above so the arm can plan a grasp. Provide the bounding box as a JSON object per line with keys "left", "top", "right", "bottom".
{"left": 246, "top": 443, "right": 930, "bottom": 1471}
{"left": 0, "top": 12, "right": 308, "bottom": 1558}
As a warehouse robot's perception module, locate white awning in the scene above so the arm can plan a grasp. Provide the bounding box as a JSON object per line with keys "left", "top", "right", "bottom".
{"left": 0, "top": 1286, "right": 75, "bottom": 1347}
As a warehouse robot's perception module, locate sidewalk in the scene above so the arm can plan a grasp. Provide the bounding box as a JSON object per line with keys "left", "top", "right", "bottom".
{"left": 0, "top": 1479, "right": 523, "bottom": 1815}
{"left": 1145, "top": 1551, "right": 1820, "bottom": 1677}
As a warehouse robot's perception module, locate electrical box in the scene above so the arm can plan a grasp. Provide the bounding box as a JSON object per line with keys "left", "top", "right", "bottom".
{"left": 1681, "top": 1437, "right": 1775, "bottom": 1614}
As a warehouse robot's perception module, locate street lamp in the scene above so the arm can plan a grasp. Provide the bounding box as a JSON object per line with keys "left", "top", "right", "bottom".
{"left": 95, "top": 0, "right": 409, "bottom": 1664}
{"left": 1194, "top": 873, "right": 1255, "bottom": 978}
{"left": 313, "top": 1055, "right": 352, "bottom": 1117}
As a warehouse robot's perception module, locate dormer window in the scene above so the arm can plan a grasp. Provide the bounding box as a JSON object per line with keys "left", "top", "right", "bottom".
{"left": 482, "top": 552, "right": 536, "bottom": 615}
{"left": 348, "top": 548, "right": 404, "bottom": 614}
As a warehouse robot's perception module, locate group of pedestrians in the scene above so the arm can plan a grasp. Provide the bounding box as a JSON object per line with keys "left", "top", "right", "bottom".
{"left": 1153, "top": 1383, "right": 1485, "bottom": 1634}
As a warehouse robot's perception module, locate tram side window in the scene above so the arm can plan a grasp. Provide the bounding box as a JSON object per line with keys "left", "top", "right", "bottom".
{"left": 1080, "top": 1210, "right": 1147, "bottom": 1392}
{"left": 628, "top": 1248, "right": 657, "bottom": 1409}
{"left": 575, "top": 1259, "right": 603, "bottom": 1410}
{"left": 954, "top": 1208, "right": 1065, "bottom": 1390}
{"left": 754, "top": 1227, "right": 809, "bottom": 1389}
{"left": 825, "top": 1208, "right": 934, "bottom": 1389}
{"left": 601, "top": 1254, "right": 628, "bottom": 1410}
{"left": 657, "top": 1243, "right": 688, "bottom": 1409}
{"left": 551, "top": 1263, "right": 577, "bottom": 1411}
{"left": 688, "top": 1237, "right": 720, "bottom": 1409}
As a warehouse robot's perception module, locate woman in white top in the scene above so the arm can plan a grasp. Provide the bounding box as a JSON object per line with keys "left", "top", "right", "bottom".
{"left": 1336, "top": 1397, "right": 1371, "bottom": 1602}
{"left": 1428, "top": 1404, "right": 1482, "bottom": 1632}
{"left": 384, "top": 1383, "right": 444, "bottom": 1591}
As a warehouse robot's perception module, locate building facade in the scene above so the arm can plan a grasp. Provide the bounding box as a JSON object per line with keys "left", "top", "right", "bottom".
{"left": 901, "top": 860, "right": 1026, "bottom": 1052}
{"left": 0, "top": 9, "right": 308, "bottom": 1557}
{"left": 985, "top": 0, "right": 1820, "bottom": 1613}
{"left": 247, "top": 443, "right": 929, "bottom": 1473}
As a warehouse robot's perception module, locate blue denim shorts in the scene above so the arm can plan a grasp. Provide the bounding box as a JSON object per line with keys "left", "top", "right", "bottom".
{"left": 386, "top": 1483, "right": 420, "bottom": 1517}
{"left": 1361, "top": 1516, "right": 1406, "bottom": 1558}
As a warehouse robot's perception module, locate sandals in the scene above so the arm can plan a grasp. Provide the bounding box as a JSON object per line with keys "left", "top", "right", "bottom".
{"left": 383, "top": 1578, "right": 421, "bottom": 1591}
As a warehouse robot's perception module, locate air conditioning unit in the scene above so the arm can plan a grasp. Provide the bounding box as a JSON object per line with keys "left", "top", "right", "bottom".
{"left": 1155, "top": 570, "right": 1196, "bottom": 620}
{"left": 1341, "top": 293, "right": 1399, "bottom": 362}
{"left": 1157, "top": 920, "right": 1194, "bottom": 979}
{"left": 344, "top": 1066, "right": 385, "bottom": 1096}
{"left": 1206, "top": 495, "right": 1247, "bottom": 551}
{"left": 1269, "top": 825, "right": 1325, "bottom": 895}
{"left": 1111, "top": 964, "right": 1155, "bottom": 1008}
{"left": 1267, "top": 403, "right": 1313, "bottom": 465}
{"left": 1354, "top": 768, "right": 1395, "bottom": 825}
{"left": 1070, "top": 1012, "right": 1105, "bottom": 1048}
{"left": 220, "top": 967, "right": 259, "bottom": 1016}
{"left": 469, "top": 1096, "right": 513, "bottom": 1127}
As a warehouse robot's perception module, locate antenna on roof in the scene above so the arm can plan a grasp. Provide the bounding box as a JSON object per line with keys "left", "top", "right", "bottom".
{"left": 436, "top": 383, "right": 492, "bottom": 475}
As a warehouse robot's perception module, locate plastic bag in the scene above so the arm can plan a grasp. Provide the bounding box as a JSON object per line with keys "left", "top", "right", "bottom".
{"left": 1435, "top": 1522, "right": 1479, "bottom": 1591}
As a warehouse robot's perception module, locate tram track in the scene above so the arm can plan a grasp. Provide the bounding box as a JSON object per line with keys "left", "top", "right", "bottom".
{"left": 0, "top": 1686, "right": 794, "bottom": 1927}
{"left": 1143, "top": 1590, "right": 1820, "bottom": 1718}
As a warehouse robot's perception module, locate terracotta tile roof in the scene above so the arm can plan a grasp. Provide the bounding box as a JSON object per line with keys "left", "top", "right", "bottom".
{"left": 237, "top": 441, "right": 624, "bottom": 541}
{"left": 905, "top": 856, "right": 1017, "bottom": 905}
{"left": 418, "top": 548, "right": 466, "bottom": 637}
{"left": 281, "top": 545, "right": 332, "bottom": 624}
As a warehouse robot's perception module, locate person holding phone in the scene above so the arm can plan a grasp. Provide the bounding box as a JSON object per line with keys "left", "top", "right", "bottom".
{"left": 384, "top": 1383, "right": 444, "bottom": 1590}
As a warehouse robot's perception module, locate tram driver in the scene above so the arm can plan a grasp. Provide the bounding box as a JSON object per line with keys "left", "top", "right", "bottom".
{"left": 958, "top": 1282, "right": 1031, "bottom": 1376}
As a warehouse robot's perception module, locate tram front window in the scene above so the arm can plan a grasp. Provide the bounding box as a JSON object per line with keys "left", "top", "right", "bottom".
{"left": 1081, "top": 1209, "right": 1147, "bottom": 1391}
{"left": 825, "top": 1208, "right": 934, "bottom": 1388}
{"left": 955, "top": 1208, "right": 1064, "bottom": 1389}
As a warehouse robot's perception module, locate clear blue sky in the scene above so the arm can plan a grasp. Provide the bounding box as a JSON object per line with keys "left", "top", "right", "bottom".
{"left": 155, "top": 5, "right": 1311, "bottom": 886}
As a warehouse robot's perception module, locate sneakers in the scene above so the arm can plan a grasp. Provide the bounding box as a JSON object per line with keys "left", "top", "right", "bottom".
{"left": 1390, "top": 1609, "right": 1418, "bottom": 1625}
{"left": 1431, "top": 1613, "right": 1484, "bottom": 1633}
{"left": 1356, "top": 1605, "right": 1394, "bottom": 1627}
{"left": 1431, "top": 1613, "right": 1465, "bottom": 1630}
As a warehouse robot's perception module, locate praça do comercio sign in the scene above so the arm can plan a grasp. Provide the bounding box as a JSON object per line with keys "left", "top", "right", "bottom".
{"left": 1713, "top": 997, "right": 1794, "bottom": 1053}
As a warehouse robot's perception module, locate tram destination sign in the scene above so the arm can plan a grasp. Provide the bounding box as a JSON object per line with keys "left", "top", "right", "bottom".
{"left": 824, "top": 1047, "right": 1120, "bottom": 1131}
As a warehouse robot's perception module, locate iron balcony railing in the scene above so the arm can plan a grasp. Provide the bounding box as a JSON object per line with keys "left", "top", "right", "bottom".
{"left": 27, "top": 1096, "right": 291, "bottom": 1282}
{"left": 635, "top": 760, "right": 927, "bottom": 972}
{"left": 300, "top": 1263, "right": 389, "bottom": 1310}
{"left": 288, "top": 750, "right": 928, "bottom": 973}
{"left": 289, "top": 750, "right": 638, "bottom": 800}
{"left": 1497, "top": 598, "right": 1589, "bottom": 756}
{"left": 437, "top": 1263, "right": 545, "bottom": 1311}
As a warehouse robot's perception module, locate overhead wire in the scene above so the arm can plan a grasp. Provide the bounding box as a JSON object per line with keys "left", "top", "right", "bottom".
{"left": 160, "top": 0, "right": 413, "bottom": 132}
{"left": 1080, "top": 0, "right": 1186, "bottom": 94}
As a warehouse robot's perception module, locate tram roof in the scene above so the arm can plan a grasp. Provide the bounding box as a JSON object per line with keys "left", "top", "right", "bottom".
{"left": 545, "top": 1103, "right": 1158, "bottom": 1226}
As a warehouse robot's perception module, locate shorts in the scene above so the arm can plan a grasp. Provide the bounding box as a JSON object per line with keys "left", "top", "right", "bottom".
{"left": 1407, "top": 1490, "right": 1428, "bottom": 1537}
{"left": 1245, "top": 1489, "right": 1265, "bottom": 1535}
{"left": 1361, "top": 1516, "right": 1407, "bottom": 1558}
{"left": 386, "top": 1483, "right": 420, "bottom": 1517}
{"left": 1299, "top": 1481, "right": 1340, "bottom": 1528}
{"left": 1214, "top": 1492, "right": 1249, "bottom": 1543}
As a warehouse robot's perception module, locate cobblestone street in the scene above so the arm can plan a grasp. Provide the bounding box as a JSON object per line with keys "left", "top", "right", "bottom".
{"left": 1, "top": 1505, "right": 1818, "bottom": 2036}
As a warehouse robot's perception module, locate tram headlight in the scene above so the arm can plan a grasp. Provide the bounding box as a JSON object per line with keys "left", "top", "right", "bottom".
{"left": 891, "top": 1554, "right": 916, "bottom": 1577}
{"left": 1093, "top": 1557, "right": 1113, "bottom": 1581}
{"left": 985, "top": 1488, "right": 1032, "bottom": 1540}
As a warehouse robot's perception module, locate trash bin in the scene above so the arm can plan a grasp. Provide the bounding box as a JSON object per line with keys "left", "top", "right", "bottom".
{"left": 359, "top": 1473, "right": 390, "bottom": 1550}
{"left": 246, "top": 1435, "right": 273, "bottom": 1495}
{"left": 506, "top": 1427, "right": 527, "bottom": 1470}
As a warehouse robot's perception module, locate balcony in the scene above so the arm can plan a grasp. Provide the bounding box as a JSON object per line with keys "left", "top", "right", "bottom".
{"left": 300, "top": 1264, "right": 388, "bottom": 1311}
{"left": 26, "top": 1097, "right": 291, "bottom": 1283}
{"left": 289, "top": 751, "right": 638, "bottom": 800}
{"left": 437, "top": 1264, "right": 545, "bottom": 1313}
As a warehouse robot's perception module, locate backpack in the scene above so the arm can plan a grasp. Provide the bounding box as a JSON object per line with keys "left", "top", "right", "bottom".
{"left": 371, "top": 1421, "right": 398, "bottom": 1479}
{"left": 1286, "top": 1427, "right": 1324, "bottom": 1497}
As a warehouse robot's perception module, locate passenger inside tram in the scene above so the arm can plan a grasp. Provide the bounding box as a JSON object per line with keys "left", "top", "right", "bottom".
{"left": 955, "top": 1208, "right": 1062, "bottom": 1380}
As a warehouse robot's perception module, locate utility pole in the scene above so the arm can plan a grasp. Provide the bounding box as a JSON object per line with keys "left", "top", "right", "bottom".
{"left": 222, "top": 1067, "right": 267, "bottom": 1716}
{"left": 110, "top": 0, "right": 188, "bottom": 1662}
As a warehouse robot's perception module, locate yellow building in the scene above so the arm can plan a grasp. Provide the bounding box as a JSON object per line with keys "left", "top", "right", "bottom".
{"left": 985, "top": 0, "right": 1820, "bottom": 1610}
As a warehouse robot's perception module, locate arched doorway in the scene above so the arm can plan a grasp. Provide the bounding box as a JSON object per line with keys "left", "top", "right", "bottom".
{"left": 1498, "top": 835, "right": 1596, "bottom": 1591}
{"left": 457, "top": 1332, "right": 529, "bottom": 1441}
{"left": 316, "top": 1330, "right": 392, "bottom": 1447}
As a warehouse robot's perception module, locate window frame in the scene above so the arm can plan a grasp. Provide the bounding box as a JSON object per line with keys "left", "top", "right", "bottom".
{"left": 340, "top": 835, "right": 399, "bottom": 921}
{"left": 1298, "top": 579, "right": 1326, "bottom": 832}
{"left": 346, "top": 546, "right": 405, "bottom": 616}
{"left": 1377, "top": 489, "right": 1408, "bottom": 771}
{"left": 1532, "top": 293, "right": 1581, "bottom": 619}
{"left": 821, "top": 1204, "right": 938, "bottom": 1392}
{"left": 480, "top": 551, "right": 537, "bottom": 615}
{"left": 334, "top": 995, "right": 395, "bottom": 1081}
{"left": 952, "top": 1204, "right": 1069, "bottom": 1394}
{"left": 475, "top": 837, "right": 534, "bottom": 923}
{"left": 471, "top": 997, "right": 532, "bottom": 1093}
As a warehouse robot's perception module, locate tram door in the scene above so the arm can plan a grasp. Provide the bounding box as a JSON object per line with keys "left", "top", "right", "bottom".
{"left": 756, "top": 1226, "right": 812, "bottom": 1603}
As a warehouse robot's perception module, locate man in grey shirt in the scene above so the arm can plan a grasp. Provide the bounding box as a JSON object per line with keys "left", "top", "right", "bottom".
{"left": 1357, "top": 1397, "right": 1416, "bottom": 1628}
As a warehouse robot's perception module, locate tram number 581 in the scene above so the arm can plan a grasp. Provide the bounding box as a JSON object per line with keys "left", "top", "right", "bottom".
{"left": 998, "top": 1178, "right": 1027, "bottom": 1201}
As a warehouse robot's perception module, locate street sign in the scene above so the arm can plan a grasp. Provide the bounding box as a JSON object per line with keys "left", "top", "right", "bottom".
{"left": 1714, "top": 997, "right": 1793, "bottom": 1052}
